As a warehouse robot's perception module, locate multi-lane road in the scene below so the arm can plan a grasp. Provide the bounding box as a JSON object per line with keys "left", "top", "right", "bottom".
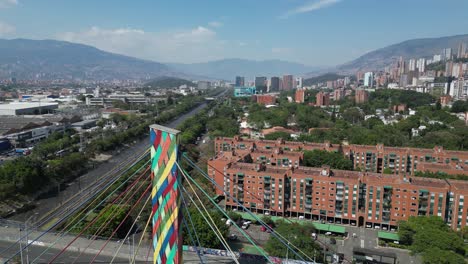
{"left": 9, "top": 101, "right": 212, "bottom": 225}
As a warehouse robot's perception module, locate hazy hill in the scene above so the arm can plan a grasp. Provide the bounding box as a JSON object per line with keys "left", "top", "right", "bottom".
{"left": 0, "top": 38, "right": 180, "bottom": 80}
{"left": 145, "top": 77, "right": 195, "bottom": 89}
{"left": 168, "top": 59, "right": 322, "bottom": 81}
{"left": 339, "top": 34, "right": 468, "bottom": 73}
{"left": 303, "top": 73, "right": 345, "bottom": 86}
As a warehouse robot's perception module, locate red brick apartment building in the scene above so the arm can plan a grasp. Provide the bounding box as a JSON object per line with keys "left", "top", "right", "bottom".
{"left": 253, "top": 94, "right": 276, "bottom": 105}
{"left": 208, "top": 137, "right": 468, "bottom": 230}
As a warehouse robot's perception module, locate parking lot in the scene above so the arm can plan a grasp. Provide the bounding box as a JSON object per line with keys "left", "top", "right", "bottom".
{"left": 225, "top": 216, "right": 421, "bottom": 264}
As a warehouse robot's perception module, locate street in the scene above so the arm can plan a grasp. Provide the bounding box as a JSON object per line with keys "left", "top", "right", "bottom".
{"left": 9, "top": 102, "right": 209, "bottom": 224}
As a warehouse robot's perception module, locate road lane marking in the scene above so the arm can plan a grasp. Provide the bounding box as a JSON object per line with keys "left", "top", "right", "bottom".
{"left": 360, "top": 239, "right": 364, "bottom": 248}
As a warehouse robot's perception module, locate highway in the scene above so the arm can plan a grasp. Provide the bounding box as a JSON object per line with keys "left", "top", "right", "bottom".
{"left": 9, "top": 102, "right": 210, "bottom": 225}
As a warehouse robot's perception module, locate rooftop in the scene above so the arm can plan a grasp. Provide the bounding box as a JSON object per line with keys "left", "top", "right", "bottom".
{"left": 0, "top": 102, "right": 59, "bottom": 110}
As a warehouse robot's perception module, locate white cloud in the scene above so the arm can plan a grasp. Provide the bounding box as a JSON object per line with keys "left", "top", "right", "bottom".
{"left": 238, "top": 42, "right": 247, "bottom": 47}
{"left": 280, "top": 0, "right": 341, "bottom": 19}
{"left": 57, "top": 26, "right": 225, "bottom": 63}
{"left": 208, "top": 21, "right": 223, "bottom": 28}
{"left": 0, "top": 0, "right": 18, "bottom": 8}
{"left": 0, "top": 21, "right": 15, "bottom": 36}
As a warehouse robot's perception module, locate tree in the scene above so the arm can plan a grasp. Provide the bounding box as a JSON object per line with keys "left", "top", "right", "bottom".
{"left": 451, "top": 100, "right": 468, "bottom": 113}
{"left": 398, "top": 216, "right": 465, "bottom": 261}
{"left": 265, "top": 221, "right": 323, "bottom": 261}
{"left": 182, "top": 208, "right": 229, "bottom": 249}
{"left": 436, "top": 99, "right": 442, "bottom": 110}
{"left": 421, "top": 247, "right": 465, "bottom": 264}
{"left": 264, "top": 132, "right": 291, "bottom": 140}
{"left": 342, "top": 108, "right": 364, "bottom": 124}
{"left": 302, "top": 150, "right": 353, "bottom": 170}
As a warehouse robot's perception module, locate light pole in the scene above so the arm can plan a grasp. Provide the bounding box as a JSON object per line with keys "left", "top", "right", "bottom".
{"left": 19, "top": 228, "right": 24, "bottom": 264}
{"left": 25, "top": 212, "right": 38, "bottom": 264}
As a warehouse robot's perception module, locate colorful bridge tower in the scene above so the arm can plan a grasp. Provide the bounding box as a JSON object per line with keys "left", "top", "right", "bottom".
{"left": 150, "top": 124, "right": 182, "bottom": 264}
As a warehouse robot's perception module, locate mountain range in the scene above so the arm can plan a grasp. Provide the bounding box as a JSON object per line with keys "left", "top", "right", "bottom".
{"left": 338, "top": 34, "right": 468, "bottom": 73}
{"left": 0, "top": 34, "right": 467, "bottom": 82}
{"left": 168, "top": 59, "right": 322, "bottom": 81}
{"left": 0, "top": 39, "right": 178, "bottom": 80}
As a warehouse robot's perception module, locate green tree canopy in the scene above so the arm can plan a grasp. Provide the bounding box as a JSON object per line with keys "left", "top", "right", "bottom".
{"left": 302, "top": 149, "right": 353, "bottom": 170}
{"left": 265, "top": 221, "right": 323, "bottom": 261}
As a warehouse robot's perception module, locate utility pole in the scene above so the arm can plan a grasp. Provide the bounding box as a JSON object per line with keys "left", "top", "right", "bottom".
{"left": 18, "top": 227, "right": 24, "bottom": 264}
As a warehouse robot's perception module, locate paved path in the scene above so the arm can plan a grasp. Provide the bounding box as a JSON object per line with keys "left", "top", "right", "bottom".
{"left": 0, "top": 225, "right": 235, "bottom": 263}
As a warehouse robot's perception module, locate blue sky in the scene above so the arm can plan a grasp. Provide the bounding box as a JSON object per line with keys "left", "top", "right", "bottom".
{"left": 1, "top": 0, "right": 468, "bottom": 65}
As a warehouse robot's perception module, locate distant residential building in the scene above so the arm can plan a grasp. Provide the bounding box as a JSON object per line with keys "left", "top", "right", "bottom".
{"left": 457, "top": 42, "right": 467, "bottom": 59}
{"left": 364, "top": 72, "right": 374, "bottom": 87}
{"left": 443, "top": 48, "right": 452, "bottom": 60}
{"left": 255, "top": 77, "right": 267, "bottom": 94}
{"left": 393, "top": 104, "right": 407, "bottom": 113}
{"left": 433, "top": 54, "right": 442, "bottom": 63}
{"left": 198, "top": 81, "right": 211, "bottom": 90}
{"left": 234, "top": 86, "right": 256, "bottom": 97}
{"left": 399, "top": 74, "right": 409, "bottom": 87}
{"left": 446, "top": 61, "right": 454, "bottom": 76}
{"left": 282, "top": 75, "right": 294, "bottom": 91}
{"left": 333, "top": 89, "right": 345, "bottom": 101}
{"left": 254, "top": 94, "right": 276, "bottom": 105}
{"left": 450, "top": 78, "right": 468, "bottom": 99}
{"left": 295, "top": 77, "right": 304, "bottom": 89}
{"left": 440, "top": 95, "right": 452, "bottom": 107}
{"left": 295, "top": 89, "right": 305, "bottom": 103}
{"left": 269, "top": 77, "right": 280, "bottom": 92}
{"left": 315, "top": 91, "right": 330, "bottom": 107}
{"left": 235, "top": 76, "right": 245, "bottom": 87}
{"left": 408, "top": 59, "right": 417, "bottom": 72}
{"left": 355, "top": 89, "right": 369, "bottom": 104}
{"left": 326, "top": 81, "right": 334, "bottom": 89}
{"left": 417, "top": 58, "right": 426, "bottom": 73}
{"left": 344, "top": 76, "right": 351, "bottom": 86}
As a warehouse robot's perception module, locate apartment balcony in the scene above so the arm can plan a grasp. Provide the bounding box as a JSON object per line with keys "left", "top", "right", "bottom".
{"left": 305, "top": 204, "right": 312, "bottom": 209}
{"left": 264, "top": 189, "right": 271, "bottom": 194}
{"left": 335, "top": 196, "right": 343, "bottom": 201}
{"left": 418, "top": 207, "right": 427, "bottom": 211}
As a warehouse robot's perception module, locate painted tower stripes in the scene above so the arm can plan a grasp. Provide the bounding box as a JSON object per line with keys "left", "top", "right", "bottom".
{"left": 150, "top": 125, "right": 182, "bottom": 264}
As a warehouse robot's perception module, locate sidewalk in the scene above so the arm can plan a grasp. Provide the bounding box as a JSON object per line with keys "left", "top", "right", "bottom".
{"left": 0, "top": 225, "right": 152, "bottom": 261}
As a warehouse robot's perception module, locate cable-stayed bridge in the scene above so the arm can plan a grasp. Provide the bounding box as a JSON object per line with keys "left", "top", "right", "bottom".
{"left": 0, "top": 121, "right": 340, "bottom": 264}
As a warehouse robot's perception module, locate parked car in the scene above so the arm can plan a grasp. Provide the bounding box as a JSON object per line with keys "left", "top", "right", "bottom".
{"left": 261, "top": 226, "right": 267, "bottom": 232}
{"left": 330, "top": 238, "right": 337, "bottom": 245}
{"left": 325, "top": 232, "right": 332, "bottom": 236}
{"left": 228, "top": 234, "right": 238, "bottom": 241}
{"left": 242, "top": 223, "right": 249, "bottom": 230}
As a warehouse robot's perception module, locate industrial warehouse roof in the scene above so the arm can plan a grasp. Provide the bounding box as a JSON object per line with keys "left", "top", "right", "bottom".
{"left": 0, "top": 115, "right": 75, "bottom": 135}
{"left": 0, "top": 102, "right": 59, "bottom": 110}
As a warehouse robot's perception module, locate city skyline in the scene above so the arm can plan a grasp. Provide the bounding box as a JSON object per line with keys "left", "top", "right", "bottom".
{"left": 1, "top": 0, "right": 468, "bottom": 65}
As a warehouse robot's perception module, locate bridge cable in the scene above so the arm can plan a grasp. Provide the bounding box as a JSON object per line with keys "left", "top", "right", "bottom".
{"left": 109, "top": 194, "right": 152, "bottom": 263}
{"left": 177, "top": 164, "right": 239, "bottom": 264}
{"left": 179, "top": 186, "right": 206, "bottom": 264}
{"left": 71, "top": 172, "right": 151, "bottom": 263}
{"left": 44, "top": 165, "right": 151, "bottom": 263}
{"left": 179, "top": 184, "right": 239, "bottom": 264}
{"left": 88, "top": 183, "right": 152, "bottom": 264}
{"left": 177, "top": 161, "right": 275, "bottom": 264}
{"left": 2, "top": 156, "right": 150, "bottom": 264}
{"left": 30, "top": 162, "right": 150, "bottom": 264}
{"left": 182, "top": 154, "right": 314, "bottom": 263}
